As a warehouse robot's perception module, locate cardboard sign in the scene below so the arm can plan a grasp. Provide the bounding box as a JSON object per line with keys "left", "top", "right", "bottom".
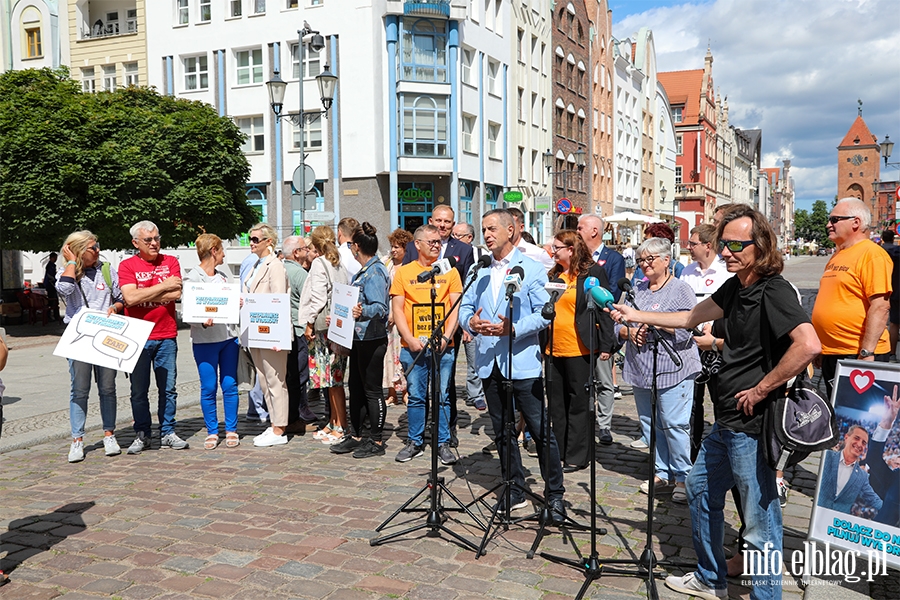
{"left": 53, "top": 309, "right": 155, "bottom": 373}
{"left": 327, "top": 283, "right": 359, "bottom": 349}
{"left": 239, "top": 293, "right": 292, "bottom": 350}
{"left": 181, "top": 282, "right": 240, "bottom": 324}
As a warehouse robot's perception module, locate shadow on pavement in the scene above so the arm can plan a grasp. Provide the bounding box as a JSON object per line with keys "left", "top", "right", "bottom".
{"left": 0, "top": 501, "right": 94, "bottom": 575}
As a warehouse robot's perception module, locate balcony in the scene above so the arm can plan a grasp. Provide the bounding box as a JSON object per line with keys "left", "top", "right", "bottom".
{"left": 76, "top": 2, "right": 138, "bottom": 41}
{"left": 385, "top": 0, "right": 466, "bottom": 19}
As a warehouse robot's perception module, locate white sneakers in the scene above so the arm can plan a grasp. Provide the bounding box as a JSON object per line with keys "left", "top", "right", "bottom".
{"left": 665, "top": 572, "right": 726, "bottom": 600}
{"left": 103, "top": 435, "right": 121, "bottom": 456}
{"left": 253, "top": 427, "right": 287, "bottom": 447}
{"left": 68, "top": 440, "right": 84, "bottom": 463}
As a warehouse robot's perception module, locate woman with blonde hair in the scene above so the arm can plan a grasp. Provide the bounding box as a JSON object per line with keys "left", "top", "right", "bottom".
{"left": 186, "top": 234, "right": 240, "bottom": 449}
{"left": 56, "top": 230, "right": 125, "bottom": 462}
{"left": 298, "top": 225, "right": 350, "bottom": 444}
{"left": 244, "top": 223, "right": 292, "bottom": 447}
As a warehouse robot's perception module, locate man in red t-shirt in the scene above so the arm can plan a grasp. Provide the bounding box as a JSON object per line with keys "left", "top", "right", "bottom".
{"left": 118, "top": 220, "right": 186, "bottom": 454}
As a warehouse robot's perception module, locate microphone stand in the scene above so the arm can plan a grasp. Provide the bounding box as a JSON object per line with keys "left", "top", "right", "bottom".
{"left": 370, "top": 267, "right": 487, "bottom": 551}
{"left": 468, "top": 279, "right": 547, "bottom": 558}
{"left": 600, "top": 291, "right": 694, "bottom": 599}
{"left": 526, "top": 294, "right": 591, "bottom": 560}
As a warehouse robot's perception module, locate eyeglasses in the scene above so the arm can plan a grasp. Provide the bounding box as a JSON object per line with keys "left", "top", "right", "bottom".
{"left": 718, "top": 239, "right": 756, "bottom": 253}
{"left": 452, "top": 233, "right": 472, "bottom": 240}
{"left": 551, "top": 244, "right": 571, "bottom": 254}
{"left": 249, "top": 236, "right": 267, "bottom": 244}
{"left": 828, "top": 215, "right": 856, "bottom": 225}
{"left": 417, "top": 239, "right": 441, "bottom": 248}
{"left": 138, "top": 235, "right": 161, "bottom": 244}
{"left": 687, "top": 240, "right": 707, "bottom": 248}
{"left": 636, "top": 255, "right": 660, "bottom": 266}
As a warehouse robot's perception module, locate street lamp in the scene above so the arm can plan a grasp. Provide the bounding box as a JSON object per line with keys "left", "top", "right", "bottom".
{"left": 880, "top": 135, "right": 899, "bottom": 168}
{"left": 265, "top": 24, "right": 337, "bottom": 234}
{"left": 543, "top": 148, "right": 586, "bottom": 206}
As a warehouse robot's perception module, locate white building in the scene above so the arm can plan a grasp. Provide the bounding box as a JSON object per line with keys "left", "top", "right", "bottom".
{"left": 3, "top": 0, "right": 68, "bottom": 71}
{"left": 611, "top": 36, "right": 642, "bottom": 214}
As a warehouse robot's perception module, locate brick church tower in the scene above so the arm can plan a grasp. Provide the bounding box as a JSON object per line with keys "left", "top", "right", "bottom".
{"left": 837, "top": 107, "right": 881, "bottom": 213}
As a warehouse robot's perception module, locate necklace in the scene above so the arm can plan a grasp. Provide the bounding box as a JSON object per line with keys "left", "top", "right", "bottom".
{"left": 650, "top": 273, "right": 671, "bottom": 292}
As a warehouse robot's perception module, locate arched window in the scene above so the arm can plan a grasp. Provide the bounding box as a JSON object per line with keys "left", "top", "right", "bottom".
{"left": 400, "top": 19, "right": 447, "bottom": 83}
{"left": 400, "top": 94, "right": 448, "bottom": 157}
{"left": 246, "top": 185, "right": 267, "bottom": 223}
{"left": 21, "top": 6, "right": 43, "bottom": 59}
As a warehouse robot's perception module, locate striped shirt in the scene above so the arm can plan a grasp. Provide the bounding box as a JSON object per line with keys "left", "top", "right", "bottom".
{"left": 617, "top": 277, "right": 701, "bottom": 390}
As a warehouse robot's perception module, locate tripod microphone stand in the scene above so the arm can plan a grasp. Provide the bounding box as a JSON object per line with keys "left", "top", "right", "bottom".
{"left": 526, "top": 285, "right": 592, "bottom": 560}
{"left": 600, "top": 289, "right": 694, "bottom": 600}
{"left": 540, "top": 283, "right": 609, "bottom": 597}
{"left": 371, "top": 265, "right": 488, "bottom": 551}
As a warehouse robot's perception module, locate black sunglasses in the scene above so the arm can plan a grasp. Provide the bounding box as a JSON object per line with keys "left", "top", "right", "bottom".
{"left": 718, "top": 239, "right": 755, "bottom": 253}
{"left": 828, "top": 215, "right": 856, "bottom": 225}
{"left": 249, "top": 236, "right": 266, "bottom": 244}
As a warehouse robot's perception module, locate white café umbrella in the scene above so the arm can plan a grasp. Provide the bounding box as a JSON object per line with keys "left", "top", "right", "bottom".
{"left": 605, "top": 211, "right": 663, "bottom": 228}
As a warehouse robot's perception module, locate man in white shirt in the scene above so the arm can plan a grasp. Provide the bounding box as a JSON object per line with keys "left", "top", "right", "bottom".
{"left": 508, "top": 207, "right": 554, "bottom": 271}
{"left": 337, "top": 217, "right": 361, "bottom": 276}
{"left": 680, "top": 224, "right": 733, "bottom": 463}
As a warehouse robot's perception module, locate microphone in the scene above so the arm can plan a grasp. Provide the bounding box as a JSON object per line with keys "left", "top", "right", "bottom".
{"left": 417, "top": 256, "right": 458, "bottom": 282}
{"left": 475, "top": 253, "right": 492, "bottom": 270}
{"left": 617, "top": 277, "right": 635, "bottom": 302}
{"left": 541, "top": 278, "right": 566, "bottom": 319}
{"left": 584, "top": 277, "right": 615, "bottom": 310}
{"left": 504, "top": 266, "right": 525, "bottom": 298}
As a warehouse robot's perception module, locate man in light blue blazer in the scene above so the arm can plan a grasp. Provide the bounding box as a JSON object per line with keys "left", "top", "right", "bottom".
{"left": 817, "top": 425, "right": 883, "bottom": 513}
{"left": 459, "top": 209, "right": 567, "bottom": 524}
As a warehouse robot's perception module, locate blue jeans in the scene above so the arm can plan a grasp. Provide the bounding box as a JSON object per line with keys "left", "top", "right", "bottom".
{"left": 633, "top": 379, "right": 694, "bottom": 482}
{"left": 68, "top": 359, "right": 117, "bottom": 438}
{"left": 687, "top": 424, "right": 782, "bottom": 599}
{"left": 400, "top": 347, "right": 453, "bottom": 446}
{"left": 192, "top": 338, "right": 239, "bottom": 435}
{"left": 130, "top": 337, "right": 178, "bottom": 437}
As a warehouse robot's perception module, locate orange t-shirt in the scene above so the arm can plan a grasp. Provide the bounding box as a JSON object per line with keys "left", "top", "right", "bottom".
{"left": 549, "top": 272, "right": 590, "bottom": 357}
{"left": 389, "top": 261, "right": 462, "bottom": 348}
{"left": 811, "top": 239, "right": 892, "bottom": 355}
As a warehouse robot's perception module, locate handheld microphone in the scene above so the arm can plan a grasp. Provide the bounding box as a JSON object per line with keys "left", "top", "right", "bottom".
{"left": 417, "top": 256, "right": 458, "bottom": 283}
{"left": 584, "top": 277, "right": 615, "bottom": 310}
{"left": 541, "top": 278, "right": 566, "bottom": 319}
{"left": 504, "top": 266, "right": 525, "bottom": 298}
{"left": 617, "top": 277, "right": 635, "bottom": 301}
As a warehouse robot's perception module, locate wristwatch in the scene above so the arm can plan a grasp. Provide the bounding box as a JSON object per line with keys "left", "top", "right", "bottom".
{"left": 858, "top": 348, "right": 875, "bottom": 358}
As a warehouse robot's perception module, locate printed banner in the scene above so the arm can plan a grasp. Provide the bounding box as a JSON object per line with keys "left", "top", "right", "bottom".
{"left": 327, "top": 283, "right": 359, "bottom": 349}
{"left": 53, "top": 309, "right": 155, "bottom": 373}
{"left": 239, "top": 293, "right": 292, "bottom": 350}
{"left": 181, "top": 282, "right": 240, "bottom": 324}
{"left": 809, "top": 359, "right": 900, "bottom": 570}
{"left": 411, "top": 303, "right": 445, "bottom": 346}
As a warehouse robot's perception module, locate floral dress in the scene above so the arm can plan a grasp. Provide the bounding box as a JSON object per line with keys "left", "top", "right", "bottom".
{"left": 382, "top": 257, "right": 407, "bottom": 394}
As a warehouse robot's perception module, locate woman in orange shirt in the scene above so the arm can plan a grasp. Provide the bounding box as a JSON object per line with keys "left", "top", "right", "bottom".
{"left": 546, "top": 230, "right": 617, "bottom": 472}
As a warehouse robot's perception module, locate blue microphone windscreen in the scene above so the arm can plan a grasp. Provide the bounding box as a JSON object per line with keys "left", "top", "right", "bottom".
{"left": 589, "top": 285, "right": 615, "bottom": 309}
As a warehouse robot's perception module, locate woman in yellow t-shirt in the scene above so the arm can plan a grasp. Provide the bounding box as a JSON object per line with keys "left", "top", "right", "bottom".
{"left": 546, "top": 230, "right": 617, "bottom": 472}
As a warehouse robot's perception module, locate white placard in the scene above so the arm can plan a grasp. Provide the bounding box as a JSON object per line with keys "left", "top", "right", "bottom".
{"left": 53, "top": 309, "right": 155, "bottom": 374}
{"left": 181, "top": 282, "right": 240, "bottom": 324}
{"left": 327, "top": 283, "right": 359, "bottom": 349}
{"left": 239, "top": 293, "right": 292, "bottom": 350}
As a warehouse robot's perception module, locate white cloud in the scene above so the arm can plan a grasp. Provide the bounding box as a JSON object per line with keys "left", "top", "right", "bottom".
{"left": 614, "top": 0, "right": 900, "bottom": 211}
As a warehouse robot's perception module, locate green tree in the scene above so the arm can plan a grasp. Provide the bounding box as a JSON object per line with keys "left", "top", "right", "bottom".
{"left": 794, "top": 200, "right": 833, "bottom": 248}
{"left": 0, "top": 68, "right": 256, "bottom": 251}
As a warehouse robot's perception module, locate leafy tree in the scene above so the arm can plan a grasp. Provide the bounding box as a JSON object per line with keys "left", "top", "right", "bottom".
{"left": 794, "top": 200, "right": 833, "bottom": 248}
{"left": 0, "top": 68, "right": 256, "bottom": 251}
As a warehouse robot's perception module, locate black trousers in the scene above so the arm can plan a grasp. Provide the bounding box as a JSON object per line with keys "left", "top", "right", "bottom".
{"left": 546, "top": 354, "right": 593, "bottom": 468}
{"left": 286, "top": 334, "right": 309, "bottom": 424}
{"left": 348, "top": 338, "right": 388, "bottom": 442}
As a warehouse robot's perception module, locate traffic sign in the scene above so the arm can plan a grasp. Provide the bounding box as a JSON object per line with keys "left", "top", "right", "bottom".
{"left": 556, "top": 197, "right": 572, "bottom": 214}
{"left": 895, "top": 185, "right": 900, "bottom": 201}
{"left": 292, "top": 164, "right": 316, "bottom": 193}
{"left": 306, "top": 211, "right": 335, "bottom": 222}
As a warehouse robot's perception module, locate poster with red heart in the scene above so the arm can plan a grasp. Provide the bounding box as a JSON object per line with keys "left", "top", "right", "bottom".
{"left": 809, "top": 359, "right": 900, "bottom": 570}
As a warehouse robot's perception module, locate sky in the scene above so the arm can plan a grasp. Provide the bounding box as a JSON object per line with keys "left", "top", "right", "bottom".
{"left": 610, "top": 0, "right": 900, "bottom": 213}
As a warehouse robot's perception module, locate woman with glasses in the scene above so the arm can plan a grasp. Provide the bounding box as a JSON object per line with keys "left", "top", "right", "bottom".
{"left": 244, "top": 223, "right": 292, "bottom": 447}
{"left": 618, "top": 237, "right": 701, "bottom": 503}
{"left": 383, "top": 228, "right": 413, "bottom": 405}
{"left": 185, "top": 234, "right": 240, "bottom": 450}
{"left": 298, "top": 226, "right": 350, "bottom": 445}
{"left": 546, "top": 230, "right": 617, "bottom": 472}
{"left": 329, "top": 223, "right": 391, "bottom": 458}
{"left": 56, "top": 231, "right": 125, "bottom": 462}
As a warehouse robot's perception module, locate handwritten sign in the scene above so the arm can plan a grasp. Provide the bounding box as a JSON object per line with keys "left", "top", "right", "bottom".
{"left": 53, "top": 309, "right": 155, "bottom": 373}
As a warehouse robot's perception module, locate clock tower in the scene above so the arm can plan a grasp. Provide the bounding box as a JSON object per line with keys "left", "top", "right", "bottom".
{"left": 837, "top": 112, "right": 881, "bottom": 213}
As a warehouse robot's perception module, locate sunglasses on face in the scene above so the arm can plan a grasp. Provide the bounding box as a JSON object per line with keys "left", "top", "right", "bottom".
{"left": 249, "top": 236, "right": 266, "bottom": 244}
{"left": 828, "top": 215, "right": 856, "bottom": 225}
{"left": 718, "top": 239, "right": 755, "bottom": 253}
{"left": 89, "top": 244, "right": 100, "bottom": 251}
{"left": 139, "top": 235, "right": 161, "bottom": 244}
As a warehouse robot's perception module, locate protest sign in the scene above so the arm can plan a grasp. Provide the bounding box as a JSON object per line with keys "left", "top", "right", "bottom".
{"left": 239, "top": 293, "right": 292, "bottom": 350}
{"left": 181, "top": 282, "right": 240, "bottom": 324}
{"left": 53, "top": 309, "right": 155, "bottom": 373}
{"left": 327, "top": 283, "right": 359, "bottom": 349}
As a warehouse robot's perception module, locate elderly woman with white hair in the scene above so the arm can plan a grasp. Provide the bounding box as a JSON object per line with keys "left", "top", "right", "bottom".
{"left": 617, "top": 237, "right": 701, "bottom": 503}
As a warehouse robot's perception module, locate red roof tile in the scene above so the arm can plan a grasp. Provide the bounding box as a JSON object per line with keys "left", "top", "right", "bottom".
{"left": 838, "top": 116, "right": 878, "bottom": 148}
{"left": 659, "top": 70, "right": 704, "bottom": 125}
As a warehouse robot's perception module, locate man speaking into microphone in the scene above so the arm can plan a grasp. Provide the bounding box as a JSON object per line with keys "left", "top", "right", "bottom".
{"left": 460, "top": 209, "right": 567, "bottom": 522}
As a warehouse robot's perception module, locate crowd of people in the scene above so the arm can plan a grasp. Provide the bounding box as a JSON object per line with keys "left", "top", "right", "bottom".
{"left": 48, "top": 195, "right": 899, "bottom": 600}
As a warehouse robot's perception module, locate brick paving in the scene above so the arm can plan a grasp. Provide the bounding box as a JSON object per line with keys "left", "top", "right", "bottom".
{"left": 0, "top": 370, "right": 826, "bottom": 600}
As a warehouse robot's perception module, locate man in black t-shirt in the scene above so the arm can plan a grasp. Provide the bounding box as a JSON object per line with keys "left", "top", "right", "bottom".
{"left": 610, "top": 205, "right": 821, "bottom": 600}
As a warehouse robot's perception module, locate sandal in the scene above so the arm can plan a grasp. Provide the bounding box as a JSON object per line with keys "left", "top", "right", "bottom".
{"left": 313, "top": 424, "right": 337, "bottom": 440}
{"left": 225, "top": 432, "right": 240, "bottom": 448}
{"left": 204, "top": 435, "right": 219, "bottom": 450}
